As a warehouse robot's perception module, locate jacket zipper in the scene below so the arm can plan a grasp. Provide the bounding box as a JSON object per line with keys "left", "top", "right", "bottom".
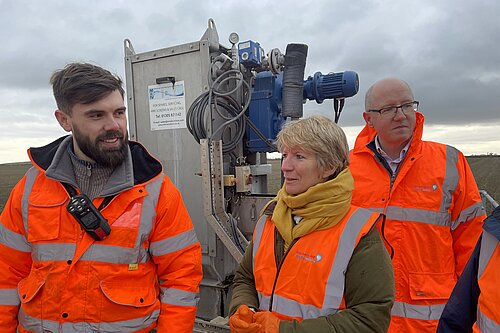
{"left": 370, "top": 148, "right": 407, "bottom": 259}
{"left": 86, "top": 162, "right": 92, "bottom": 177}
{"left": 268, "top": 238, "right": 299, "bottom": 311}
{"left": 371, "top": 148, "right": 408, "bottom": 210}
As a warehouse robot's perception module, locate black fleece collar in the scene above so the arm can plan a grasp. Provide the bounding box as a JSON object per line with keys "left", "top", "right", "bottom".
{"left": 29, "top": 135, "right": 163, "bottom": 187}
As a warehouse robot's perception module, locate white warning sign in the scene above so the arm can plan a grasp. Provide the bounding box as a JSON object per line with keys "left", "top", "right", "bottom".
{"left": 148, "top": 81, "right": 187, "bottom": 131}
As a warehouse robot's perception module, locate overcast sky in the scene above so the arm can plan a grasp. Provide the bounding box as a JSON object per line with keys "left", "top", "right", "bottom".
{"left": 0, "top": 0, "right": 499, "bottom": 163}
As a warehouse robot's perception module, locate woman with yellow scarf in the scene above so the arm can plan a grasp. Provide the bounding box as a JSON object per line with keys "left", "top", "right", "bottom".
{"left": 229, "top": 115, "right": 394, "bottom": 332}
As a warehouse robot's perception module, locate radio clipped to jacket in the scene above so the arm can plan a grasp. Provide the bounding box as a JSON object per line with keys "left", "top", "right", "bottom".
{"left": 66, "top": 194, "right": 111, "bottom": 241}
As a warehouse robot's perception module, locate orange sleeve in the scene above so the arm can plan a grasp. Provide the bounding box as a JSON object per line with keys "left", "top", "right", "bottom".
{"left": 451, "top": 151, "right": 485, "bottom": 277}
{"left": 0, "top": 176, "right": 32, "bottom": 333}
{"left": 150, "top": 176, "right": 202, "bottom": 333}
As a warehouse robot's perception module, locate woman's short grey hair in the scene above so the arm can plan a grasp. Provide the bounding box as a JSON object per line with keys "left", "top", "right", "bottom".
{"left": 276, "top": 115, "right": 349, "bottom": 175}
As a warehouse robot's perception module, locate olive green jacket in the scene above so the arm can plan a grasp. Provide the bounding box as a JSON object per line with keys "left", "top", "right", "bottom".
{"left": 229, "top": 217, "right": 395, "bottom": 333}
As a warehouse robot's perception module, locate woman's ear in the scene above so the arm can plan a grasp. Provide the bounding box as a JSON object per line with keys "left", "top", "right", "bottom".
{"left": 322, "top": 167, "right": 337, "bottom": 180}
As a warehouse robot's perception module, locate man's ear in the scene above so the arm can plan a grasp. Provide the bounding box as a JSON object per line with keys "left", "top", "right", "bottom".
{"left": 54, "top": 110, "right": 72, "bottom": 132}
{"left": 362, "top": 112, "right": 374, "bottom": 128}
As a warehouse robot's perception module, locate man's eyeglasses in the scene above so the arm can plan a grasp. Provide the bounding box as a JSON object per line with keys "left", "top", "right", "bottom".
{"left": 367, "top": 101, "right": 419, "bottom": 118}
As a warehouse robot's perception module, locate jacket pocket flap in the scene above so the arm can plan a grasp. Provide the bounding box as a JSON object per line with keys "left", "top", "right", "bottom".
{"left": 100, "top": 279, "right": 157, "bottom": 307}
{"left": 18, "top": 272, "right": 46, "bottom": 303}
{"left": 409, "top": 272, "right": 455, "bottom": 300}
{"left": 28, "top": 188, "right": 67, "bottom": 207}
{"left": 27, "top": 201, "right": 64, "bottom": 242}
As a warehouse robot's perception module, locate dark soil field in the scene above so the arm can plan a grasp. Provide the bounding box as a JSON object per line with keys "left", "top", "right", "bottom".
{"left": 0, "top": 162, "right": 32, "bottom": 213}
{"left": 0, "top": 156, "right": 498, "bottom": 214}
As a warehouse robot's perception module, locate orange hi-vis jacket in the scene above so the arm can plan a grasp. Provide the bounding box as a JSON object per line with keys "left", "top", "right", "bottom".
{"left": 252, "top": 206, "right": 379, "bottom": 320}
{"left": 474, "top": 228, "right": 500, "bottom": 332}
{"left": 349, "top": 112, "right": 485, "bottom": 333}
{"left": 0, "top": 136, "right": 202, "bottom": 333}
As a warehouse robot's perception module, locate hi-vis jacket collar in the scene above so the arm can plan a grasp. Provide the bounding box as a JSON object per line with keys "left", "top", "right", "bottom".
{"left": 353, "top": 112, "right": 425, "bottom": 155}
{"left": 28, "top": 135, "right": 163, "bottom": 196}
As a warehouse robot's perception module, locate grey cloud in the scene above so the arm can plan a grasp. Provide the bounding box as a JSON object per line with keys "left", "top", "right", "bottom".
{"left": 0, "top": 0, "right": 499, "bottom": 141}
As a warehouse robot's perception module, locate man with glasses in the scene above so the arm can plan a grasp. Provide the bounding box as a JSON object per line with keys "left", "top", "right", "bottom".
{"left": 349, "top": 77, "right": 485, "bottom": 333}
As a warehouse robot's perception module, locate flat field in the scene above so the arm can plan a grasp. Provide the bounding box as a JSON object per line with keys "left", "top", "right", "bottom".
{"left": 0, "top": 162, "right": 32, "bottom": 213}
{"left": 0, "top": 156, "right": 498, "bottom": 214}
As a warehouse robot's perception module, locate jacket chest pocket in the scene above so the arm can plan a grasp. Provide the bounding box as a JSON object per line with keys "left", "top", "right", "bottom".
{"left": 27, "top": 198, "right": 66, "bottom": 242}
{"left": 103, "top": 202, "right": 145, "bottom": 248}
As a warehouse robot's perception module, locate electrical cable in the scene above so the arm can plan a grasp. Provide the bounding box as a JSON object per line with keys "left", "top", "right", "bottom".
{"left": 244, "top": 114, "right": 277, "bottom": 151}
{"left": 210, "top": 76, "right": 251, "bottom": 140}
{"left": 186, "top": 64, "right": 251, "bottom": 154}
{"left": 228, "top": 213, "right": 247, "bottom": 254}
{"left": 187, "top": 57, "right": 278, "bottom": 153}
{"left": 333, "top": 98, "right": 345, "bottom": 124}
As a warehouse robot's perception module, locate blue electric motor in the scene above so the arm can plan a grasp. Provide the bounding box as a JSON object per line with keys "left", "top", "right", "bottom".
{"left": 303, "top": 71, "right": 359, "bottom": 103}
{"left": 246, "top": 70, "right": 359, "bottom": 153}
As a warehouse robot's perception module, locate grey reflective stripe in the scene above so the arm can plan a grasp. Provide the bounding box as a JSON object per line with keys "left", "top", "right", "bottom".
{"left": 451, "top": 201, "right": 485, "bottom": 231}
{"left": 382, "top": 203, "right": 483, "bottom": 228}
{"left": 477, "top": 305, "right": 500, "bottom": 333}
{"left": 257, "top": 208, "right": 375, "bottom": 319}
{"left": 21, "top": 167, "right": 38, "bottom": 239}
{"left": 478, "top": 231, "right": 498, "bottom": 278}
{"left": 252, "top": 215, "right": 267, "bottom": 273}
{"left": 368, "top": 207, "right": 384, "bottom": 214}
{"left": 441, "top": 145, "right": 459, "bottom": 212}
{"left": 391, "top": 301, "right": 445, "bottom": 320}
{"left": 150, "top": 229, "right": 198, "bottom": 257}
{"left": 80, "top": 244, "right": 150, "bottom": 264}
{"left": 18, "top": 307, "right": 160, "bottom": 333}
{"left": 258, "top": 292, "right": 325, "bottom": 318}
{"left": 323, "top": 208, "right": 374, "bottom": 311}
{"left": 0, "top": 222, "right": 31, "bottom": 253}
{"left": 32, "top": 243, "right": 75, "bottom": 262}
{"left": 31, "top": 243, "right": 151, "bottom": 264}
{"left": 374, "top": 206, "right": 452, "bottom": 227}
{"left": 138, "top": 176, "right": 162, "bottom": 248}
{"left": 0, "top": 288, "right": 20, "bottom": 306}
{"left": 386, "top": 206, "right": 451, "bottom": 226}
{"left": 258, "top": 291, "right": 270, "bottom": 311}
{"left": 160, "top": 287, "right": 200, "bottom": 306}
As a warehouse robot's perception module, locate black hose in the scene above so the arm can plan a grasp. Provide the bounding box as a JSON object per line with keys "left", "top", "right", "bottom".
{"left": 282, "top": 44, "right": 308, "bottom": 118}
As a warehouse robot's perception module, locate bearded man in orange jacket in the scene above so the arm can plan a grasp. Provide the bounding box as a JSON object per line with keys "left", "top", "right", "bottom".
{"left": 0, "top": 63, "right": 202, "bottom": 333}
{"left": 349, "top": 77, "right": 485, "bottom": 333}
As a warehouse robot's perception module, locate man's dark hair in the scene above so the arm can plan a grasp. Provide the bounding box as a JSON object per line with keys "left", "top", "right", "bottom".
{"left": 50, "top": 62, "right": 125, "bottom": 114}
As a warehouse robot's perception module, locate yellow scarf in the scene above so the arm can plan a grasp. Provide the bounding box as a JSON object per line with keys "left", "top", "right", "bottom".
{"left": 268, "top": 168, "right": 354, "bottom": 251}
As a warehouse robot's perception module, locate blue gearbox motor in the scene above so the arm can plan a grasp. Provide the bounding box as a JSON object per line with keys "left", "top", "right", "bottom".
{"left": 246, "top": 70, "right": 358, "bottom": 153}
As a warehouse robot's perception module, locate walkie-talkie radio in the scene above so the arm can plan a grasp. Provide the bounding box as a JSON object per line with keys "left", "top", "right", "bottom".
{"left": 66, "top": 194, "right": 111, "bottom": 241}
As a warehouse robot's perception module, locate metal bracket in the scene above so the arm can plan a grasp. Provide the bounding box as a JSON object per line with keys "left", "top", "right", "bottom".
{"left": 200, "top": 139, "right": 248, "bottom": 262}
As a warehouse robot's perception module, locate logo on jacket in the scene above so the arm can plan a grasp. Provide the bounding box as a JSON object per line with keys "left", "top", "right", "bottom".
{"left": 296, "top": 251, "right": 322, "bottom": 263}
{"left": 414, "top": 184, "right": 438, "bottom": 192}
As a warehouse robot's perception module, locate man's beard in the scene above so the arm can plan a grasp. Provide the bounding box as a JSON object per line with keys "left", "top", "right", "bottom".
{"left": 72, "top": 126, "right": 129, "bottom": 168}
